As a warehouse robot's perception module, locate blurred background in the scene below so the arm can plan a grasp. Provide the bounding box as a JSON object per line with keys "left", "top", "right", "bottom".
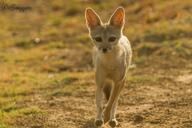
{"left": 0, "top": 0, "right": 192, "bottom": 128}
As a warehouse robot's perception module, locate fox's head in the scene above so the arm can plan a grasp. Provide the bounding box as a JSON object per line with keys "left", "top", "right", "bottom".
{"left": 85, "top": 7, "right": 125, "bottom": 53}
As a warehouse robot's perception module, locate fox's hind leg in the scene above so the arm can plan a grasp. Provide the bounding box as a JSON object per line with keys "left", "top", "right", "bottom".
{"left": 103, "top": 81, "right": 112, "bottom": 102}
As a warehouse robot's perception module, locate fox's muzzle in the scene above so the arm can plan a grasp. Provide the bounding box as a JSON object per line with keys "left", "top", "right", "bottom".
{"left": 102, "top": 48, "right": 108, "bottom": 53}
{"left": 99, "top": 47, "right": 112, "bottom": 53}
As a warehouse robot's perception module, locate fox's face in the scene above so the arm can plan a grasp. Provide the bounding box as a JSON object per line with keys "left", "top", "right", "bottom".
{"left": 85, "top": 7, "right": 125, "bottom": 53}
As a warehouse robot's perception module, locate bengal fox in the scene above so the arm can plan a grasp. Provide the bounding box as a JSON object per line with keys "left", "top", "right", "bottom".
{"left": 85, "top": 7, "right": 132, "bottom": 127}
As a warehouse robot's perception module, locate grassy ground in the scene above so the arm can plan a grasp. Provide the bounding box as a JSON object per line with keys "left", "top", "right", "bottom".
{"left": 0, "top": 0, "right": 192, "bottom": 128}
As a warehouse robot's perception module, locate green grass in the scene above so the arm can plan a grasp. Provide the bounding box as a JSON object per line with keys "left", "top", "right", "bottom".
{"left": 0, "top": 105, "right": 44, "bottom": 127}
{"left": 0, "top": 0, "right": 192, "bottom": 127}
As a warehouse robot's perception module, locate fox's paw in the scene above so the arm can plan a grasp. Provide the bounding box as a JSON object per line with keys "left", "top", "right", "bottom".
{"left": 94, "top": 119, "right": 103, "bottom": 127}
{"left": 109, "top": 119, "right": 118, "bottom": 127}
{"left": 103, "top": 108, "right": 110, "bottom": 123}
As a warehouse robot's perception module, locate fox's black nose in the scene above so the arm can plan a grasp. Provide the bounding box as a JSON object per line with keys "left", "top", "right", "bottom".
{"left": 102, "top": 48, "right": 107, "bottom": 53}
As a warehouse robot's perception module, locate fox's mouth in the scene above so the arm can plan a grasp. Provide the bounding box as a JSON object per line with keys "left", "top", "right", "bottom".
{"left": 99, "top": 47, "right": 112, "bottom": 53}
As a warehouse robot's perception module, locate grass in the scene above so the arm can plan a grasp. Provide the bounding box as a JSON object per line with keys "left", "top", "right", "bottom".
{"left": 0, "top": 105, "right": 44, "bottom": 128}
{"left": 0, "top": 0, "right": 192, "bottom": 127}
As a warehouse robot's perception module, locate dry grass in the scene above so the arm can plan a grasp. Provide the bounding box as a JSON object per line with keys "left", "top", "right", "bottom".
{"left": 0, "top": 0, "right": 192, "bottom": 127}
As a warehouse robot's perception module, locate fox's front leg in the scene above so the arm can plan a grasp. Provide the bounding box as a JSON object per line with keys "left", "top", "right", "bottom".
{"left": 104, "top": 80, "right": 124, "bottom": 127}
{"left": 110, "top": 80, "right": 124, "bottom": 127}
{"left": 95, "top": 86, "right": 104, "bottom": 127}
{"left": 94, "top": 70, "right": 106, "bottom": 127}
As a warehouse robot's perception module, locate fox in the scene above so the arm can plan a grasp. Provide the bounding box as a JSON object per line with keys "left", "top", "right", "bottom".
{"left": 85, "top": 7, "right": 132, "bottom": 127}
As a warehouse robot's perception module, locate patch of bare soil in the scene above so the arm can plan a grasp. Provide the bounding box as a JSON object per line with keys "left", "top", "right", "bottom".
{"left": 14, "top": 59, "right": 192, "bottom": 128}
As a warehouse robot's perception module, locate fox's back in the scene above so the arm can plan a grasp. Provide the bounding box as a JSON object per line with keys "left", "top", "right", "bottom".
{"left": 119, "top": 35, "right": 132, "bottom": 67}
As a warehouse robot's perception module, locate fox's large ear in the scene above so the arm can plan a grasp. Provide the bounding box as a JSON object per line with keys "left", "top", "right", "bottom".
{"left": 109, "top": 7, "right": 125, "bottom": 28}
{"left": 85, "top": 8, "right": 101, "bottom": 29}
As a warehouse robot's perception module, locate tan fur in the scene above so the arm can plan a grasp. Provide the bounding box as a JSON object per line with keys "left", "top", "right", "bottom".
{"left": 85, "top": 7, "right": 132, "bottom": 127}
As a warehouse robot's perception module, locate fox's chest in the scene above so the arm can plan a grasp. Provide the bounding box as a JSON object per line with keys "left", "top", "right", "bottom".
{"left": 100, "top": 56, "right": 124, "bottom": 70}
{"left": 94, "top": 51, "right": 127, "bottom": 81}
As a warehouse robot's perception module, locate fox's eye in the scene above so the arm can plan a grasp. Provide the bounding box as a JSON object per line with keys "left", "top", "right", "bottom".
{"left": 108, "top": 36, "right": 116, "bottom": 42}
{"left": 94, "top": 37, "right": 102, "bottom": 42}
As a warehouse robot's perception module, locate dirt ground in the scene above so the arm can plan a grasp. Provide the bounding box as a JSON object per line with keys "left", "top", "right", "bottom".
{"left": 0, "top": 0, "right": 192, "bottom": 128}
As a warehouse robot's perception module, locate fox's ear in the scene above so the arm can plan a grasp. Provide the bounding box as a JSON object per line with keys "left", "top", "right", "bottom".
{"left": 85, "top": 8, "right": 101, "bottom": 29}
{"left": 109, "top": 7, "right": 125, "bottom": 28}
